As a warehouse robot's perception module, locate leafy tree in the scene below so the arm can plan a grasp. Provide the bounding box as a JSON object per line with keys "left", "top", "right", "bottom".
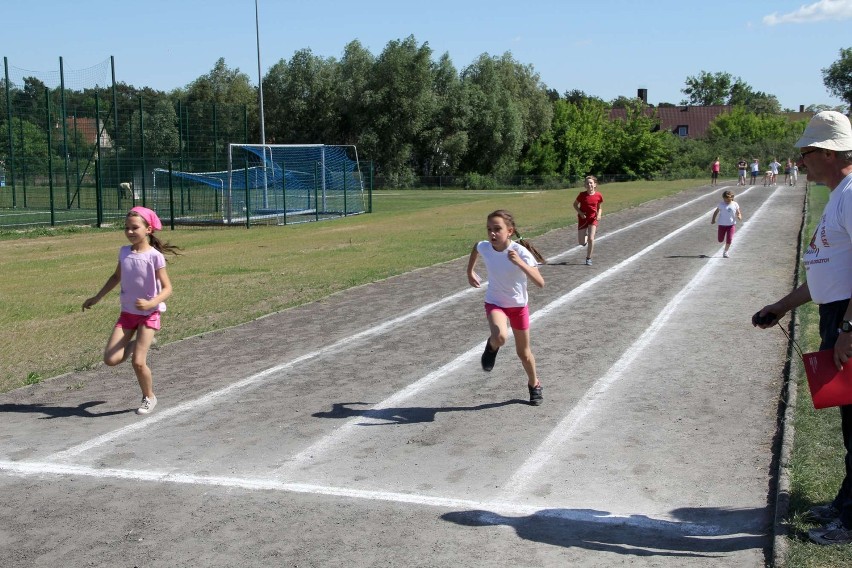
{"left": 336, "top": 40, "right": 375, "bottom": 146}
{"left": 600, "top": 101, "right": 670, "bottom": 179}
{"left": 681, "top": 71, "right": 733, "bottom": 106}
{"left": 262, "top": 49, "right": 340, "bottom": 144}
{"left": 362, "top": 35, "right": 436, "bottom": 184}
{"left": 610, "top": 95, "right": 643, "bottom": 109}
{"left": 130, "top": 99, "right": 180, "bottom": 159}
{"left": 823, "top": 47, "right": 852, "bottom": 109}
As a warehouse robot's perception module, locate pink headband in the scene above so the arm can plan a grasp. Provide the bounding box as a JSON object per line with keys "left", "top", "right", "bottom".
{"left": 129, "top": 206, "right": 163, "bottom": 231}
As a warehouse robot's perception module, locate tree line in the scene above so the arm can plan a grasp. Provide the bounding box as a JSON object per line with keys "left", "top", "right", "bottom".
{"left": 3, "top": 39, "right": 850, "bottom": 187}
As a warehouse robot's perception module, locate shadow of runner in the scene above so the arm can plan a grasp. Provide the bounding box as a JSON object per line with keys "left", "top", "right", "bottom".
{"left": 313, "top": 399, "right": 527, "bottom": 425}
{"left": 442, "top": 507, "right": 768, "bottom": 558}
{"left": 0, "top": 402, "right": 135, "bottom": 419}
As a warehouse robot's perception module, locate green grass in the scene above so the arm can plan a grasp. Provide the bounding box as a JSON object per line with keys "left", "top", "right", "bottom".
{"left": 785, "top": 184, "right": 852, "bottom": 566}
{"left": 0, "top": 181, "right": 691, "bottom": 393}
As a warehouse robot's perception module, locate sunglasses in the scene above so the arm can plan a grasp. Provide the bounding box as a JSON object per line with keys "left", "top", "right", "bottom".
{"left": 800, "top": 148, "right": 820, "bottom": 160}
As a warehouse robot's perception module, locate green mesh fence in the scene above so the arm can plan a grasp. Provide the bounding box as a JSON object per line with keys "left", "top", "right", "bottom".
{"left": 0, "top": 56, "right": 371, "bottom": 229}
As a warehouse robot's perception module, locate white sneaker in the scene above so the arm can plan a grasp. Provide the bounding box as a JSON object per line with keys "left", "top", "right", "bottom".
{"left": 585, "top": 258, "right": 593, "bottom": 266}
{"left": 136, "top": 396, "right": 157, "bottom": 415}
{"left": 723, "top": 252, "right": 729, "bottom": 258}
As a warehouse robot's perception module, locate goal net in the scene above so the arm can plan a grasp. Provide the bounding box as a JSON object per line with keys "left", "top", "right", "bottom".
{"left": 228, "top": 144, "right": 366, "bottom": 224}
{"left": 151, "top": 144, "right": 367, "bottom": 225}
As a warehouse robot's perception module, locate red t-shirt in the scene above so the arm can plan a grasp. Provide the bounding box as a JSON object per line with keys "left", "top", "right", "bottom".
{"left": 576, "top": 191, "right": 603, "bottom": 220}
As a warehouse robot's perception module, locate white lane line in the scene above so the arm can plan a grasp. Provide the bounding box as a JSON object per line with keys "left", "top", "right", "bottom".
{"left": 499, "top": 186, "right": 779, "bottom": 498}
{"left": 275, "top": 187, "right": 761, "bottom": 474}
{"left": 0, "top": 459, "right": 737, "bottom": 537}
{"left": 46, "top": 186, "right": 740, "bottom": 463}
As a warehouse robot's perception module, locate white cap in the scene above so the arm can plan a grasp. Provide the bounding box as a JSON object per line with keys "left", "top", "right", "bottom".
{"left": 795, "top": 111, "right": 852, "bottom": 151}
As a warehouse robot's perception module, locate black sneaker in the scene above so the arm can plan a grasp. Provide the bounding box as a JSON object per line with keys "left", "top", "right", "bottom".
{"left": 528, "top": 384, "right": 543, "bottom": 406}
{"left": 807, "top": 503, "right": 841, "bottom": 524}
{"left": 481, "top": 340, "right": 499, "bottom": 372}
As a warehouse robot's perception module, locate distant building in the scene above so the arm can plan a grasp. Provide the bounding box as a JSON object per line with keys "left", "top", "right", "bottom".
{"left": 62, "top": 117, "right": 113, "bottom": 148}
{"left": 609, "top": 104, "right": 732, "bottom": 140}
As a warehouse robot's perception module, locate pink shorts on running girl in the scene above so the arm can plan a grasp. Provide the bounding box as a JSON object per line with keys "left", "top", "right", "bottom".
{"left": 717, "top": 224, "right": 735, "bottom": 245}
{"left": 115, "top": 311, "right": 161, "bottom": 331}
{"left": 485, "top": 303, "right": 530, "bottom": 330}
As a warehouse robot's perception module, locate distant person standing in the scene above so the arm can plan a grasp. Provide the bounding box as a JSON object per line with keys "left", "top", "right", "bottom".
{"left": 791, "top": 163, "right": 799, "bottom": 186}
{"left": 750, "top": 158, "right": 760, "bottom": 184}
{"left": 710, "top": 158, "right": 721, "bottom": 186}
{"left": 784, "top": 158, "right": 793, "bottom": 185}
{"left": 710, "top": 190, "right": 742, "bottom": 258}
{"left": 769, "top": 158, "right": 782, "bottom": 185}
{"left": 574, "top": 175, "right": 603, "bottom": 266}
{"left": 737, "top": 158, "right": 748, "bottom": 186}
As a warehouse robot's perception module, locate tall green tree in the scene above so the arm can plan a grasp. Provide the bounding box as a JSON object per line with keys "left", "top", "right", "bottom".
{"left": 823, "top": 47, "right": 852, "bottom": 109}
{"left": 262, "top": 49, "right": 340, "bottom": 144}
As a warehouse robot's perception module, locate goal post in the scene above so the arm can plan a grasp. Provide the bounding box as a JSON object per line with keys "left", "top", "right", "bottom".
{"left": 226, "top": 143, "right": 366, "bottom": 224}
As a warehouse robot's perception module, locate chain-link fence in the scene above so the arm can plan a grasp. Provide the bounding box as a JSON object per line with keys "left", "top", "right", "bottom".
{"left": 1, "top": 56, "right": 371, "bottom": 229}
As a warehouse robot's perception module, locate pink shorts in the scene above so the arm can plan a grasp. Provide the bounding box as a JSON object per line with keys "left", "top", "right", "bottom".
{"left": 115, "top": 311, "right": 161, "bottom": 331}
{"left": 485, "top": 303, "right": 530, "bottom": 331}
{"left": 717, "top": 224, "right": 735, "bottom": 245}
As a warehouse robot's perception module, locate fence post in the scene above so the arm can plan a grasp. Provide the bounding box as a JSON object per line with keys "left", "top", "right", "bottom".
{"left": 45, "top": 88, "right": 55, "bottom": 226}
{"left": 244, "top": 162, "right": 251, "bottom": 229}
{"left": 4, "top": 57, "right": 16, "bottom": 207}
{"left": 59, "top": 57, "right": 71, "bottom": 208}
{"left": 139, "top": 95, "right": 146, "bottom": 206}
{"left": 95, "top": 92, "right": 103, "bottom": 226}
{"left": 168, "top": 162, "right": 175, "bottom": 230}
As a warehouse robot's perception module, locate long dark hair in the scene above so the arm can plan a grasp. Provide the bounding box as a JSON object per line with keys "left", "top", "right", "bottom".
{"left": 487, "top": 209, "right": 547, "bottom": 264}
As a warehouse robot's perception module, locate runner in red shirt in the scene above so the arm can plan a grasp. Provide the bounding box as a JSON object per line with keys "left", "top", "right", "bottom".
{"left": 573, "top": 175, "right": 603, "bottom": 266}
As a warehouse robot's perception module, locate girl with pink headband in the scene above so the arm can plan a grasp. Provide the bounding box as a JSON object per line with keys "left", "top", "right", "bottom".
{"left": 82, "top": 207, "right": 180, "bottom": 415}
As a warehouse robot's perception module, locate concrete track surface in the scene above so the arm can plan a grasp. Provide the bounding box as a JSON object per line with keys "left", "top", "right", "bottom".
{"left": 0, "top": 183, "right": 805, "bottom": 567}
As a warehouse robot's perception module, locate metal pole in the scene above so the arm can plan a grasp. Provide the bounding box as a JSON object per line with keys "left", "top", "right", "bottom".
{"left": 4, "top": 57, "right": 16, "bottom": 207}
{"left": 60, "top": 57, "right": 71, "bottom": 208}
{"left": 255, "top": 0, "right": 265, "bottom": 145}
{"left": 168, "top": 161, "right": 175, "bottom": 230}
{"left": 45, "top": 88, "right": 55, "bottom": 226}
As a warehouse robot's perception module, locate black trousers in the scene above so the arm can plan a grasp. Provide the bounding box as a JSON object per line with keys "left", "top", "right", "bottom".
{"left": 819, "top": 299, "right": 852, "bottom": 527}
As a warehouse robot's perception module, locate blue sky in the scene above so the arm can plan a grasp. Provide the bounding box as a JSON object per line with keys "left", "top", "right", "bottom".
{"left": 3, "top": 0, "right": 850, "bottom": 109}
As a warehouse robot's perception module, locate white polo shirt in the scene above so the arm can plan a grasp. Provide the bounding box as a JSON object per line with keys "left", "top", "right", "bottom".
{"left": 804, "top": 173, "right": 852, "bottom": 304}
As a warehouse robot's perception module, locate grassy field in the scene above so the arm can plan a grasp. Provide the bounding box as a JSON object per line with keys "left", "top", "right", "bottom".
{"left": 0, "top": 180, "right": 690, "bottom": 394}
{"left": 784, "top": 184, "right": 852, "bottom": 566}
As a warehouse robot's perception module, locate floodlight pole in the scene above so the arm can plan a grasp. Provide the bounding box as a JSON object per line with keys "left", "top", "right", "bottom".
{"left": 255, "top": 0, "right": 269, "bottom": 208}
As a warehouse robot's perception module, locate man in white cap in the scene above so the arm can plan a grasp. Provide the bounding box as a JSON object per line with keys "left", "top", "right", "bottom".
{"left": 753, "top": 110, "right": 852, "bottom": 545}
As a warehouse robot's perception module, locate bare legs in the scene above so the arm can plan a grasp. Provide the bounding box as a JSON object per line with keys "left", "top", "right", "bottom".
{"left": 578, "top": 225, "right": 597, "bottom": 261}
{"left": 486, "top": 310, "right": 539, "bottom": 388}
{"left": 103, "top": 325, "right": 156, "bottom": 398}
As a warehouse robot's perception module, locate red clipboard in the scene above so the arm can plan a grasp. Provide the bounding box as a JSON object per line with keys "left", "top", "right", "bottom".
{"left": 803, "top": 349, "right": 852, "bottom": 409}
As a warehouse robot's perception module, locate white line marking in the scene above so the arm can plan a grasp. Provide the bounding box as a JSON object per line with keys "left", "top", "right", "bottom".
{"left": 499, "top": 186, "right": 778, "bottom": 497}
{"left": 48, "top": 187, "right": 729, "bottom": 462}
{"left": 0, "top": 459, "right": 736, "bottom": 537}
{"left": 276, "top": 187, "right": 762, "bottom": 473}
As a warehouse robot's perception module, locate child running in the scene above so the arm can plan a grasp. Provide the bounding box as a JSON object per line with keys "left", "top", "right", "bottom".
{"left": 710, "top": 190, "right": 743, "bottom": 258}
{"left": 574, "top": 175, "right": 603, "bottom": 266}
{"left": 82, "top": 207, "right": 179, "bottom": 415}
{"left": 467, "top": 210, "right": 546, "bottom": 405}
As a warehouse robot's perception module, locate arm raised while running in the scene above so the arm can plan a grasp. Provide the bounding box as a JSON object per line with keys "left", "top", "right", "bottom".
{"left": 466, "top": 244, "right": 482, "bottom": 288}
{"left": 508, "top": 249, "right": 545, "bottom": 288}
{"left": 82, "top": 263, "right": 121, "bottom": 310}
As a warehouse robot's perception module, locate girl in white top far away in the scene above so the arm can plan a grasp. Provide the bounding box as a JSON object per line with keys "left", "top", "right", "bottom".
{"left": 467, "top": 209, "right": 545, "bottom": 405}
{"left": 82, "top": 207, "right": 180, "bottom": 415}
{"left": 710, "top": 190, "right": 743, "bottom": 258}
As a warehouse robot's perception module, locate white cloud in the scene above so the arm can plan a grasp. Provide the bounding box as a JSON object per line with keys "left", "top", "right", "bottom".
{"left": 763, "top": 0, "right": 852, "bottom": 25}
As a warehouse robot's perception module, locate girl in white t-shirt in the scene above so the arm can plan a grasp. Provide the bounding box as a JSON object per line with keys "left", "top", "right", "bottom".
{"left": 83, "top": 207, "right": 180, "bottom": 415}
{"left": 466, "top": 210, "right": 545, "bottom": 405}
{"left": 711, "top": 190, "right": 743, "bottom": 258}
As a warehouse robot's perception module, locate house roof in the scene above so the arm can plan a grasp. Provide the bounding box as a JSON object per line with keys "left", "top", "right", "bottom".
{"left": 609, "top": 105, "right": 733, "bottom": 138}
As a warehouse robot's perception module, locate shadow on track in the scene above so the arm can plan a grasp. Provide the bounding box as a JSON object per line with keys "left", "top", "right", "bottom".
{"left": 442, "top": 506, "right": 768, "bottom": 558}
{"left": 0, "top": 402, "right": 135, "bottom": 419}
{"left": 313, "top": 399, "right": 527, "bottom": 425}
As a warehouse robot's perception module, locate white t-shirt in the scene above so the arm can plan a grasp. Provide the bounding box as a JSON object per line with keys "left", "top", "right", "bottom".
{"left": 477, "top": 240, "right": 537, "bottom": 308}
{"left": 804, "top": 173, "right": 852, "bottom": 304}
{"left": 716, "top": 201, "right": 740, "bottom": 226}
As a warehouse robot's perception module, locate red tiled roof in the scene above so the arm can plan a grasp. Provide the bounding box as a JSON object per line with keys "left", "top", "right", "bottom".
{"left": 609, "top": 105, "right": 732, "bottom": 139}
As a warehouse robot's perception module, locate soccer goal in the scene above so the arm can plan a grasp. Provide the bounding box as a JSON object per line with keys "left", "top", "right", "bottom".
{"left": 151, "top": 144, "right": 367, "bottom": 225}
{"left": 227, "top": 144, "right": 366, "bottom": 224}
